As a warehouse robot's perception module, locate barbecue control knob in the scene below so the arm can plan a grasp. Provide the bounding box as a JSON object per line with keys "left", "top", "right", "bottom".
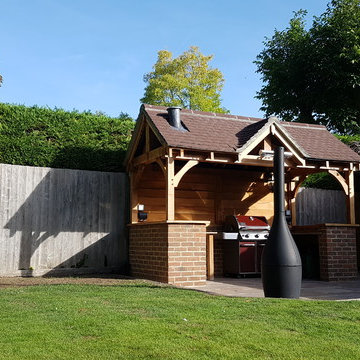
{"left": 244, "top": 234, "right": 249, "bottom": 238}
{"left": 264, "top": 234, "right": 268, "bottom": 238}
{"left": 255, "top": 235, "right": 259, "bottom": 238}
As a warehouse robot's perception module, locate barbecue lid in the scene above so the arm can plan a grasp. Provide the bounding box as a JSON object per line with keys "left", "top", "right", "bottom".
{"left": 224, "top": 215, "right": 270, "bottom": 232}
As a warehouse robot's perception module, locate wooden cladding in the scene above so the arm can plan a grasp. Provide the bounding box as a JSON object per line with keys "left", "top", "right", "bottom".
{"left": 137, "top": 164, "right": 274, "bottom": 225}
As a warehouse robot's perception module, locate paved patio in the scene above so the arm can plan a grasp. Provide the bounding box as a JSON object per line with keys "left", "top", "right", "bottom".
{"left": 190, "top": 277, "right": 360, "bottom": 300}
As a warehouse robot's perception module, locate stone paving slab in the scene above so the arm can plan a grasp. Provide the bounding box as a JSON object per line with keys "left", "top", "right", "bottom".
{"left": 190, "top": 277, "right": 360, "bottom": 301}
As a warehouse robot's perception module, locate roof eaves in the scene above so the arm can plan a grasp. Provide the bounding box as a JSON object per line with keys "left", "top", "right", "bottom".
{"left": 143, "top": 109, "right": 168, "bottom": 147}
{"left": 274, "top": 121, "right": 310, "bottom": 158}
{"left": 306, "top": 157, "right": 360, "bottom": 164}
{"left": 123, "top": 105, "right": 168, "bottom": 167}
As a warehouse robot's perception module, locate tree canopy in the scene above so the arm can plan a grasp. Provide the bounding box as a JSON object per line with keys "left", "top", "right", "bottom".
{"left": 141, "top": 46, "right": 228, "bottom": 113}
{"left": 255, "top": 0, "right": 360, "bottom": 134}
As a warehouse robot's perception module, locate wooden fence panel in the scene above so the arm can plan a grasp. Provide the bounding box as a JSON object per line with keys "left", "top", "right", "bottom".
{"left": 0, "top": 164, "right": 128, "bottom": 276}
{"left": 296, "top": 188, "right": 347, "bottom": 226}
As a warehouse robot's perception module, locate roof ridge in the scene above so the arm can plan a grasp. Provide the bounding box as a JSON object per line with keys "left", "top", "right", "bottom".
{"left": 281, "top": 122, "right": 327, "bottom": 130}
{"left": 144, "top": 105, "right": 264, "bottom": 123}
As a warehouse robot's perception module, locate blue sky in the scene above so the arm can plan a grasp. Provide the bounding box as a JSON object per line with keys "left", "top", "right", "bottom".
{"left": 1, "top": 0, "right": 329, "bottom": 119}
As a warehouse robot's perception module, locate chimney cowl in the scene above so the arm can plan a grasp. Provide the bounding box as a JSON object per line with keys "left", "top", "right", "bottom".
{"left": 167, "top": 106, "right": 183, "bottom": 130}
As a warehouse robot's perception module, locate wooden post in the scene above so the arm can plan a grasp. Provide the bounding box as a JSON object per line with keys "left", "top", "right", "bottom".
{"left": 347, "top": 169, "right": 356, "bottom": 224}
{"left": 286, "top": 181, "right": 292, "bottom": 211}
{"left": 288, "top": 174, "right": 307, "bottom": 226}
{"left": 264, "top": 137, "right": 272, "bottom": 151}
{"left": 206, "top": 233, "right": 215, "bottom": 280}
{"left": 129, "top": 170, "right": 139, "bottom": 223}
{"left": 290, "top": 197, "right": 297, "bottom": 226}
{"left": 166, "top": 157, "right": 175, "bottom": 221}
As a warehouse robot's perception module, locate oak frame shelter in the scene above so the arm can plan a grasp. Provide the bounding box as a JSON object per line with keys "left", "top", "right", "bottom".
{"left": 125, "top": 104, "right": 360, "bottom": 287}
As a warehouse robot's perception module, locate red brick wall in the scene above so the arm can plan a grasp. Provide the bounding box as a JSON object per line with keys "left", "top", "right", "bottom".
{"left": 168, "top": 224, "right": 206, "bottom": 286}
{"left": 318, "top": 225, "right": 358, "bottom": 281}
{"left": 129, "top": 222, "right": 207, "bottom": 286}
{"left": 129, "top": 223, "right": 169, "bottom": 283}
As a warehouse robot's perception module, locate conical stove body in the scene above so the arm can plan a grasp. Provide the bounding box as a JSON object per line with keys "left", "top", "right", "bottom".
{"left": 261, "top": 146, "right": 302, "bottom": 298}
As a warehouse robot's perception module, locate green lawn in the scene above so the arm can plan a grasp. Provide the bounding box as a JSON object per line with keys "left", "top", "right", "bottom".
{"left": 0, "top": 283, "right": 359, "bottom": 360}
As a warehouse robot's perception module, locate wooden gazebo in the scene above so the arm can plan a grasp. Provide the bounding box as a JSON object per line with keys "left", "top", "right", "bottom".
{"left": 125, "top": 104, "right": 360, "bottom": 286}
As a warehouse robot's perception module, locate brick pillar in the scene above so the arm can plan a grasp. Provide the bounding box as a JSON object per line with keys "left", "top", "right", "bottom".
{"left": 168, "top": 224, "right": 206, "bottom": 286}
{"left": 319, "top": 225, "right": 358, "bottom": 281}
{"left": 128, "top": 223, "right": 169, "bottom": 283}
{"left": 129, "top": 222, "right": 207, "bottom": 286}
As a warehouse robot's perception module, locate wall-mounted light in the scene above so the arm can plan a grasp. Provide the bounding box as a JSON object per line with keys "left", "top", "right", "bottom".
{"left": 265, "top": 172, "right": 275, "bottom": 192}
{"left": 137, "top": 204, "right": 147, "bottom": 222}
{"left": 285, "top": 210, "right": 292, "bottom": 224}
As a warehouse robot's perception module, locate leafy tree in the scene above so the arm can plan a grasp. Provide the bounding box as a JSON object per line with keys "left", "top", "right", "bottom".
{"left": 255, "top": 0, "right": 360, "bottom": 134}
{"left": 141, "top": 46, "right": 228, "bottom": 113}
{"left": 0, "top": 74, "right": 2, "bottom": 86}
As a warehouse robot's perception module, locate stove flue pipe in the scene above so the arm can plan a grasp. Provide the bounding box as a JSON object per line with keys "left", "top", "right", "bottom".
{"left": 261, "top": 146, "right": 302, "bottom": 298}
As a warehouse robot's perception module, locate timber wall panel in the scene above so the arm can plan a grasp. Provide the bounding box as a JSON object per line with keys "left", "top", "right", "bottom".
{"left": 137, "top": 165, "right": 274, "bottom": 225}
{"left": 177, "top": 167, "right": 273, "bottom": 225}
{"left": 137, "top": 164, "right": 166, "bottom": 222}
{"left": 0, "top": 163, "right": 127, "bottom": 276}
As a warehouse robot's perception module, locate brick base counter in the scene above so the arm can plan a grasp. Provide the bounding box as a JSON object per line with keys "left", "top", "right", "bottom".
{"left": 129, "top": 221, "right": 207, "bottom": 287}
{"left": 292, "top": 224, "right": 359, "bottom": 281}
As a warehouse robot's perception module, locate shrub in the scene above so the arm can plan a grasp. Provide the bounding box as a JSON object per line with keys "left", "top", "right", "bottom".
{"left": 302, "top": 172, "right": 342, "bottom": 190}
{"left": 0, "top": 103, "right": 134, "bottom": 172}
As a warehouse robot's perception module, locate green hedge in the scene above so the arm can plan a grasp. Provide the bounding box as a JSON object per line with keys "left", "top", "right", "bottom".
{"left": 0, "top": 103, "right": 134, "bottom": 172}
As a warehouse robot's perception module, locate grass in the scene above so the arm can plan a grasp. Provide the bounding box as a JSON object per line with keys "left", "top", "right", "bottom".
{"left": 0, "top": 283, "right": 359, "bottom": 359}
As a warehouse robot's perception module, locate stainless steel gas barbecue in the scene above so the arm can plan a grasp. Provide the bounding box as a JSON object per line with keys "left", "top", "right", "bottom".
{"left": 221, "top": 215, "right": 270, "bottom": 276}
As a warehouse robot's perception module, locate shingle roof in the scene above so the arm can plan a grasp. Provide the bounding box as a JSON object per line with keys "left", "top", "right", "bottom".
{"left": 143, "top": 104, "right": 360, "bottom": 163}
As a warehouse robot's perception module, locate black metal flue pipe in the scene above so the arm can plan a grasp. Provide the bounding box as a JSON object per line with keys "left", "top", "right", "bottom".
{"left": 167, "top": 107, "right": 182, "bottom": 129}
{"left": 261, "top": 146, "right": 302, "bottom": 298}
